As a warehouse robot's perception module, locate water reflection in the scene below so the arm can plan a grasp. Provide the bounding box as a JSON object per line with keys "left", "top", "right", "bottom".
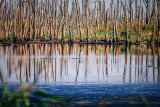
{"left": 0, "top": 44, "right": 159, "bottom": 83}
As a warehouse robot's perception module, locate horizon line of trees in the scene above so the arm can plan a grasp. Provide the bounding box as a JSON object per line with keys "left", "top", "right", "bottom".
{"left": 0, "top": 0, "right": 160, "bottom": 43}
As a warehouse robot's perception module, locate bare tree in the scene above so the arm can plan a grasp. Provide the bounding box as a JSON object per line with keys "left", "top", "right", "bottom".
{"left": 105, "top": 10, "right": 109, "bottom": 41}
{"left": 158, "top": 0, "right": 160, "bottom": 42}
{"left": 0, "top": 0, "right": 159, "bottom": 44}
{"left": 135, "top": 0, "right": 138, "bottom": 20}
{"left": 129, "top": 0, "right": 134, "bottom": 25}
{"left": 143, "top": 0, "right": 150, "bottom": 24}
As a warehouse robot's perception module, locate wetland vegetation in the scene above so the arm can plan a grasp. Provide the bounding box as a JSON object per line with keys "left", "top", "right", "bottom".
{"left": 0, "top": 0, "right": 160, "bottom": 45}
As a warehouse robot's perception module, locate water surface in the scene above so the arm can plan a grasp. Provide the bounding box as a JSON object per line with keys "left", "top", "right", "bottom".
{"left": 0, "top": 44, "right": 159, "bottom": 84}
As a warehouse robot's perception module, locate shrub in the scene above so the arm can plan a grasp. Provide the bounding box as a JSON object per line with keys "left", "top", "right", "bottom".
{"left": 145, "top": 25, "right": 154, "bottom": 32}
{"left": 98, "top": 29, "right": 105, "bottom": 36}
{"left": 0, "top": 36, "right": 3, "bottom": 42}
{"left": 141, "top": 33, "right": 149, "bottom": 42}
{"left": 97, "top": 29, "right": 106, "bottom": 39}
{"left": 65, "top": 33, "right": 70, "bottom": 41}
{"left": 153, "top": 34, "right": 157, "bottom": 42}
{"left": 9, "top": 32, "right": 16, "bottom": 42}
{"left": 45, "top": 33, "right": 49, "bottom": 41}
{"left": 108, "top": 30, "right": 114, "bottom": 40}
{"left": 128, "top": 29, "right": 137, "bottom": 37}
{"left": 82, "top": 32, "right": 87, "bottom": 39}
{"left": 128, "top": 36, "right": 137, "bottom": 43}
{"left": 24, "top": 36, "right": 30, "bottom": 41}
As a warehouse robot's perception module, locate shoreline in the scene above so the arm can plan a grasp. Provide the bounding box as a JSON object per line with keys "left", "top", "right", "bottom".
{"left": 0, "top": 40, "right": 159, "bottom": 46}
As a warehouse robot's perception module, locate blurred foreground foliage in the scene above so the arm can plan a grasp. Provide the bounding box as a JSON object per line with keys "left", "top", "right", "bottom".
{"left": 0, "top": 84, "right": 69, "bottom": 107}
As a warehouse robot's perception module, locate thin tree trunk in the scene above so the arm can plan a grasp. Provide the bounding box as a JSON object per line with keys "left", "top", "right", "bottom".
{"left": 143, "top": 0, "right": 150, "bottom": 24}
{"left": 137, "top": 7, "right": 140, "bottom": 43}
{"left": 135, "top": 0, "right": 138, "bottom": 20}
{"left": 105, "top": 10, "right": 108, "bottom": 41}
{"left": 158, "top": 0, "right": 160, "bottom": 42}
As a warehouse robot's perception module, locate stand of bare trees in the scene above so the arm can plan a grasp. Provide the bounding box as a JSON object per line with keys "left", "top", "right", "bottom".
{"left": 0, "top": 0, "right": 159, "bottom": 44}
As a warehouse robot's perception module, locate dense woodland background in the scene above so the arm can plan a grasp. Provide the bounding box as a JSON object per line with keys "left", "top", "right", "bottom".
{"left": 0, "top": 0, "right": 160, "bottom": 44}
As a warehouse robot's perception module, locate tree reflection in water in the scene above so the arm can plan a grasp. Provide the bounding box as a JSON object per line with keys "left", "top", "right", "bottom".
{"left": 0, "top": 44, "right": 159, "bottom": 83}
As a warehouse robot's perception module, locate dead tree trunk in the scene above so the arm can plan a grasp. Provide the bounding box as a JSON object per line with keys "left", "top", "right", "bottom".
{"left": 137, "top": 7, "right": 140, "bottom": 43}
{"left": 105, "top": 10, "right": 109, "bottom": 41}
{"left": 0, "top": 0, "right": 4, "bottom": 20}
{"left": 158, "top": 0, "right": 160, "bottom": 42}
{"left": 75, "top": 0, "right": 82, "bottom": 42}
{"left": 54, "top": 0, "right": 58, "bottom": 40}
{"left": 124, "top": 0, "right": 128, "bottom": 43}
{"left": 0, "top": 0, "right": 4, "bottom": 37}
{"left": 135, "top": 0, "right": 138, "bottom": 20}
{"left": 85, "top": 0, "right": 89, "bottom": 42}
{"left": 32, "top": 0, "right": 36, "bottom": 41}
{"left": 143, "top": 0, "right": 150, "bottom": 24}
{"left": 129, "top": 0, "right": 133, "bottom": 25}
{"left": 117, "top": 0, "right": 120, "bottom": 18}
{"left": 102, "top": 0, "right": 106, "bottom": 26}
{"left": 113, "top": 4, "right": 117, "bottom": 42}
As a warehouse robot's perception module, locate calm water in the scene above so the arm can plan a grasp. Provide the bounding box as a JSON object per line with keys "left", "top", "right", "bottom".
{"left": 0, "top": 44, "right": 160, "bottom": 106}
{"left": 0, "top": 44, "right": 159, "bottom": 84}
